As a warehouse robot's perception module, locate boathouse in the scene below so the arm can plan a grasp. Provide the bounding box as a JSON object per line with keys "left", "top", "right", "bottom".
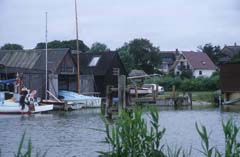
{"left": 220, "top": 63, "right": 240, "bottom": 105}
{"left": 72, "top": 51, "right": 127, "bottom": 97}
{"left": 0, "top": 48, "right": 77, "bottom": 98}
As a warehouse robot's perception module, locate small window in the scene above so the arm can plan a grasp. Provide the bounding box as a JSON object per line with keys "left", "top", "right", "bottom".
{"left": 89, "top": 57, "right": 100, "bottom": 67}
{"left": 113, "top": 68, "right": 120, "bottom": 76}
{"left": 199, "top": 71, "right": 202, "bottom": 75}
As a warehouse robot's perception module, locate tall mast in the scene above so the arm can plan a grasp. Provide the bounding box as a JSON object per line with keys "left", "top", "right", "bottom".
{"left": 45, "top": 12, "right": 48, "bottom": 99}
{"left": 75, "top": 0, "right": 80, "bottom": 94}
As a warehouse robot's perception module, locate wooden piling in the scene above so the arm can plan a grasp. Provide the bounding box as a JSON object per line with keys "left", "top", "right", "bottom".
{"left": 118, "top": 75, "right": 126, "bottom": 115}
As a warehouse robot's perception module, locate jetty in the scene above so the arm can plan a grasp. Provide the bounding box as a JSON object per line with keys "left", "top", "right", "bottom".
{"left": 102, "top": 75, "right": 192, "bottom": 118}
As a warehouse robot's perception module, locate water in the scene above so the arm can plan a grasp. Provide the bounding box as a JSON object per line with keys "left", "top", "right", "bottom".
{"left": 0, "top": 107, "right": 240, "bottom": 157}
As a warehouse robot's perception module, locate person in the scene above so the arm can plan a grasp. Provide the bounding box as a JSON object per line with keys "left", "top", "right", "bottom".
{"left": 25, "top": 90, "right": 37, "bottom": 111}
{"left": 20, "top": 89, "right": 28, "bottom": 110}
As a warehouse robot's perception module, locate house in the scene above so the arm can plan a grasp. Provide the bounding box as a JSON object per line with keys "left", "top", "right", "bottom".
{"left": 72, "top": 51, "right": 127, "bottom": 97}
{"left": 0, "top": 48, "right": 77, "bottom": 98}
{"left": 158, "top": 50, "right": 178, "bottom": 74}
{"left": 220, "top": 63, "right": 240, "bottom": 105}
{"left": 219, "top": 43, "right": 240, "bottom": 64}
{"left": 171, "top": 51, "right": 216, "bottom": 77}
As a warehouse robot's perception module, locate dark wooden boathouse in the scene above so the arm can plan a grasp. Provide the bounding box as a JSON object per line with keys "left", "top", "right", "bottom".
{"left": 72, "top": 51, "right": 127, "bottom": 97}
{"left": 220, "top": 63, "right": 240, "bottom": 104}
{"left": 0, "top": 48, "right": 77, "bottom": 98}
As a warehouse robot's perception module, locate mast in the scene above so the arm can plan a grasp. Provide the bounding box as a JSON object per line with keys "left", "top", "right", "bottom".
{"left": 75, "top": 0, "right": 80, "bottom": 94}
{"left": 45, "top": 12, "right": 48, "bottom": 99}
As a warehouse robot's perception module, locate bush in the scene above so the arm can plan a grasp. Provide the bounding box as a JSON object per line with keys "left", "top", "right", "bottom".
{"left": 146, "top": 74, "right": 219, "bottom": 91}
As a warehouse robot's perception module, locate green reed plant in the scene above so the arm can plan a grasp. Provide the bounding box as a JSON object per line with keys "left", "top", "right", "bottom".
{"left": 222, "top": 118, "right": 240, "bottom": 157}
{"left": 196, "top": 118, "right": 240, "bottom": 157}
{"left": 98, "top": 108, "right": 166, "bottom": 157}
{"left": 166, "top": 145, "right": 192, "bottom": 157}
{"left": 14, "top": 132, "right": 47, "bottom": 157}
{"left": 195, "top": 123, "right": 221, "bottom": 157}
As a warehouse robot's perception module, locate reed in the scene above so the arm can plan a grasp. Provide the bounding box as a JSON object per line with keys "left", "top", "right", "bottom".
{"left": 222, "top": 118, "right": 240, "bottom": 157}
{"left": 98, "top": 108, "right": 166, "bottom": 156}
{"left": 14, "top": 132, "right": 47, "bottom": 157}
{"left": 196, "top": 118, "right": 240, "bottom": 157}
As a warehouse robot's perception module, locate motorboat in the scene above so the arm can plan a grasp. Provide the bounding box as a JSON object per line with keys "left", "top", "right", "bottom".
{"left": 0, "top": 92, "right": 53, "bottom": 114}
{"left": 58, "top": 90, "right": 101, "bottom": 109}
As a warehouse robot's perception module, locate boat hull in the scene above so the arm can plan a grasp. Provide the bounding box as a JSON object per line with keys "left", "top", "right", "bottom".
{"left": 0, "top": 101, "right": 53, "bottom": 114}
{"left": 59, "top": 90, "right": 102, "bottom": 109}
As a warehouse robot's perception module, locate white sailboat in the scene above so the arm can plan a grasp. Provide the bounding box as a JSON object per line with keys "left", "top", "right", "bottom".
{"left": 57, "top": 0, "right": 101, "bottom": 109}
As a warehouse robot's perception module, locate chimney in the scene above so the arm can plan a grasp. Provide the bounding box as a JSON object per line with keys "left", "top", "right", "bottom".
{"left": 234, "top": 42, "right": 237, "bottom": 46}
{"left": 176, "top": 48, "right": 179, "bottom": 53}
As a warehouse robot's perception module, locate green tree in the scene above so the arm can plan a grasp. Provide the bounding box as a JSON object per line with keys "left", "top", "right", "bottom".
{"left": 198, "top": 43, "right": 221, "bottom": 64}
{"left": 89, "top": 42, "right": 110, "bottom": 53}
{"left": 117, "top": 43, "right": 134, "bottom": 73}
{"left": 128, "top": 38, "right": 161, "bottom": 73}
{"left": 1, "top": 43, "right": 23, "bottom": 50}
{"left": 230, "top": 51, "right": 240, "bottom": 63}
{"left": 35, "top": 40, "right": 89, "bottom": 52}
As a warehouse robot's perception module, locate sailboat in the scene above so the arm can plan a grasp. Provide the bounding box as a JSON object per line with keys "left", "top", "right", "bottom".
{"left": 57, "top": 0, "right": 101, "bottom": 109}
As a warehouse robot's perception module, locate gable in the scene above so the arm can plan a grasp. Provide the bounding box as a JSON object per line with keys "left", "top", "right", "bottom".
{"left": 72, "top": 51, "right": 127, "bottom": 76}
{"left": 182, "top": 52, "right": 216, "bottom": 70}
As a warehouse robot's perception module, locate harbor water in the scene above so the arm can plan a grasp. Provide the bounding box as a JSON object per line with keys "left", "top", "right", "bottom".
{"left": 0, "top": 107, "right": 240, "bottom": 157}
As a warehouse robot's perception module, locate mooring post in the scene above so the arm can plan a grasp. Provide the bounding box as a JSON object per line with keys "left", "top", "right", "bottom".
{"left": 188, "top": 92, "right": 192, "bottom": 109}
{"left": 118, "top": 75, "right": 126, "bottom": 115}
{"left": 105, "top": 85, "right": 110, "bottom": 117}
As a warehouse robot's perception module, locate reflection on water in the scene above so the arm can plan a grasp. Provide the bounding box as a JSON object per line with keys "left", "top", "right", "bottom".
{"left": 0, "top": 107, "right": 240, "bottom": 157}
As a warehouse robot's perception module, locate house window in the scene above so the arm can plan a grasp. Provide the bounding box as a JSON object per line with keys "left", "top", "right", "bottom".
{"left": 113, "top": 68, "right": 120, "bottom": 76}
{"left": 89, "top": 56, "right": 100, "bottom": 67}
{"left": 60, "top": 63, "right": 74, "bottom": 73}
{"left": 199, "top": 70, "right": 202, "bottom": 75}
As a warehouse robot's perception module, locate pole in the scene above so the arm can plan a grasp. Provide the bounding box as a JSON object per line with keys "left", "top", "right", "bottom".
{"left": 75, "top": 0, "right": 80, "bottom": 94}
{"left": 45, "top": 12, "right": 48, "bottom": 99}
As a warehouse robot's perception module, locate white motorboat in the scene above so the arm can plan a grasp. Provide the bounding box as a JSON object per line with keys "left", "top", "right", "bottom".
{"left": 59, "top": 90, "right": 101, "bottom": 109}
{"left": 0, "top": 100, "right": 53, "bottom": 114}
{"left": 0, "top": 92, "right": 53, "bottom": 114}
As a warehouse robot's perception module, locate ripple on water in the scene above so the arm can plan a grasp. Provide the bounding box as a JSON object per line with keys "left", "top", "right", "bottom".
{"left": 0, "top": 108, "right": 240, "bottom": 157}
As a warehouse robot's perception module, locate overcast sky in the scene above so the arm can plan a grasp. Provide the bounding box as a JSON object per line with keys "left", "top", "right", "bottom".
{"left": 0, "top": 0, "right": 240, "bottom": 51}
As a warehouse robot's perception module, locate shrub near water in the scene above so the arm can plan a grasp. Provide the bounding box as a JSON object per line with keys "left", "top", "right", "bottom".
{"left": 145, "top": 73, "right": 219, "bottom": 91}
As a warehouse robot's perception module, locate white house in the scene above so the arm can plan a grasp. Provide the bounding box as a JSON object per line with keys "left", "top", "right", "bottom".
{"left": 171, "top": 51, "right": 216, "bottom": 77}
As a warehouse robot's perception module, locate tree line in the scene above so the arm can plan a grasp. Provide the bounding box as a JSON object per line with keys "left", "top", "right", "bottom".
{"left": 0, "top": 39, "right": 237, "bottom": 73}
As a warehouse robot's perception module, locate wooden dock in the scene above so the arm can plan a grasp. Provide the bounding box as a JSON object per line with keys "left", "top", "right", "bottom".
{"left": 103, "top": 75, "right": 192, "bottom": 118}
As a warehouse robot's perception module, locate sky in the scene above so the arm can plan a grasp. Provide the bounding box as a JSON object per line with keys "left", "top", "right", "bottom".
{"left": 0, "top": 0, "right": 240, "bottom": 51}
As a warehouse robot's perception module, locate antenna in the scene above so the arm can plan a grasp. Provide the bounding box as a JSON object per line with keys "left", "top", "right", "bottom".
{"left": 45, "top": 12, "right": 48, "bottom": 99}
{"left": 75, "top": 0, "right": 80, "bottom": 94}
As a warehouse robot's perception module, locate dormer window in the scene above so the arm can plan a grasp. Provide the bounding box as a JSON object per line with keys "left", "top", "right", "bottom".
{"left": 202, "top": 61, "right": 206, "bottom": 65}
{"left": 89, "top": 56, "right": 100, "bottom": 67}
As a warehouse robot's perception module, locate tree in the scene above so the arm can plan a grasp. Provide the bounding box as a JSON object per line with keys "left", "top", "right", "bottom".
{"left": 89, "top": 42, "right": 110, "bottom": 53}
{"left": 198, "top": 43, "right": 221, "bottom": 64}
{"left": 128, "top": 38, "right": 161, "bottom": 73}
{"left": 117, "top": 43, "right": 134, "bottom": 73}
{"left": 230, "top": 50, "right": 240, "bottom": 63}
{"left": 1, "top": 43, "right": 23, "bottom": 50}
{"left": 35, "top": 40, "right": 89, "bottom": 52}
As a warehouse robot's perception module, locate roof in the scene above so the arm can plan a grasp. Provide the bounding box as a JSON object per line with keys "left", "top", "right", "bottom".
{"left": 72, "top": 51, "right": 126, "bottom": 75}
{"left": 0, "top": 48, "right": 70, "bottom": 73}
{"left": 128, "top": 70, "right": 147, "bottom": 77}
{"left": 221, "top": 45, "right": 240, "bottom": 58}
{"left": 182, "top": 51, "right": 216, "bottom": 70}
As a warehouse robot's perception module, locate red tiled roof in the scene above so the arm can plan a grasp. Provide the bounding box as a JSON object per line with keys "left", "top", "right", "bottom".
{"left": 182, "top": 52, "right": 216, "bottom": 70}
